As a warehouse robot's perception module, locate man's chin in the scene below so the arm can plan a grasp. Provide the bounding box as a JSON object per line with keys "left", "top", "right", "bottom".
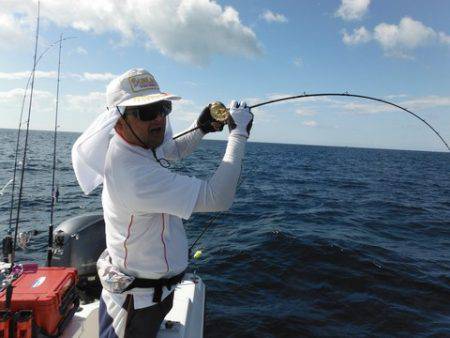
{"left": 148, "top": 135, "right": 165, "bottom": 149}
{"left": 147, "top": 126, "right": 166, "bottom": 148}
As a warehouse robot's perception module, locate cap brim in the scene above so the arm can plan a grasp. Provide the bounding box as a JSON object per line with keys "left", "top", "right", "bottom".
{"left": 119, "top": 93, "right": 181, "bottom": 107}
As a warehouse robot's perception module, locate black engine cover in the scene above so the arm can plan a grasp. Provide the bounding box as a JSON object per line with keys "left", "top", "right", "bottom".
{"left": 52, "top": 214, "right": 106, "bottom": 299}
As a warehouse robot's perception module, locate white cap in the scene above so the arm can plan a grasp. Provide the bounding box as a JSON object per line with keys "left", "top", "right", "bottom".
{"left": 106, "top": 68, "right": 180, "bottom": 107}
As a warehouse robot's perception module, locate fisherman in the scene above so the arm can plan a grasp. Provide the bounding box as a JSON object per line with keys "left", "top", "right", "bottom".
{"left": 71, "top": 68, "right": 253, "bottom": 337}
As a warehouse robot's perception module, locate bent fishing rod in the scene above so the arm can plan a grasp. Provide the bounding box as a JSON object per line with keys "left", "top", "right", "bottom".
{"left": 174, "top": 93, "right": 450, "bottom": 152}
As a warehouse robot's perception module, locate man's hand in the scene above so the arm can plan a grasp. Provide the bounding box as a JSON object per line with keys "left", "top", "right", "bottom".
{"left": 228, "top": 101, "right": 253, "bottom": 138}
{"left": 197, "top": 104, "right": 225, "bottom": 134}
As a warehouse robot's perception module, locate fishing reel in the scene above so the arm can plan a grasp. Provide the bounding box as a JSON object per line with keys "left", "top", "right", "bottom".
{"left": 17, "top": 230, "right": 38, "bottom": 250}
{"left": 209, "top": 101, "right": 229, "bottom": 123}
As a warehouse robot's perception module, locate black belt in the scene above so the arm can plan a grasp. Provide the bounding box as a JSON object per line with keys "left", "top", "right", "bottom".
{"left": 124, "top": 270, "right": 185, "bottom": 303}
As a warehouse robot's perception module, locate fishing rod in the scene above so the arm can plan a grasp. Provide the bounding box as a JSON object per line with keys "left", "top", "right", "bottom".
{"left": 46, "top": 33, "right": 63, "bottom": 267}
{"left": 3, "top": 36, "right": 75, "bottom": 263}
{"left": 173, "top": 93, "right": 450, "bottom": 152}
{"left": 10, "top": 1, "right": 40, "bottom": 266}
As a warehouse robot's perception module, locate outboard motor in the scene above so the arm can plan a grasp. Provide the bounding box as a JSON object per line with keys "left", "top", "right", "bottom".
{"left": 51, "top": 214, "right": 106, "bottom": 301}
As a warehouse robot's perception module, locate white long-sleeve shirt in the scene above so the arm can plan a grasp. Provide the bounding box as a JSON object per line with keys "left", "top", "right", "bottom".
{"left": 102, "top": 122, "right": 246, "bottom": 309}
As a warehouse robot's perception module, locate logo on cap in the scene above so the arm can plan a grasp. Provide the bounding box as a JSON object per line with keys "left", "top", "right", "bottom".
{"left": 128, "top": 74, "right": 159, "bottom": 92}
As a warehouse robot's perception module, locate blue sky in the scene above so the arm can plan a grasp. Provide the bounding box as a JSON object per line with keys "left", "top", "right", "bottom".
{"left": 0, "top": 0, "right": 449, "bottom": 151}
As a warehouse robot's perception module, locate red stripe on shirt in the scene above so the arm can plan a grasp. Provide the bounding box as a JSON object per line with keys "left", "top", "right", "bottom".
{"left": 123, "top": 214, "right": 134, "bottom": 268}
{"left": 161, "top": 213, "right": 169, "bottom": 272}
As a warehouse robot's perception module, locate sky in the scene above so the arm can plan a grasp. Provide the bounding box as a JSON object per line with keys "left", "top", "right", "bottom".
{"left": 0, "top": 0, "right": 449, "bottom": 152}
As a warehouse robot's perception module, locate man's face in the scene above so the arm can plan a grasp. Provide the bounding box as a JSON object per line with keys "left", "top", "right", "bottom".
{"left": 117, "top": 110, "right": 167, "bottom": 149}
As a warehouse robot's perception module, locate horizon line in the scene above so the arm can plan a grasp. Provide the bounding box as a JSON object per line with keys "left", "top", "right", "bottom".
{"left": 0, "top": 127, "right": 447, "bottom": 154}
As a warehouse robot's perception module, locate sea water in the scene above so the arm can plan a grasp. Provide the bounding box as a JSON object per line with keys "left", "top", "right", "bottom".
{"left": 0, "top": 129, "right": 449, "bottom": 337}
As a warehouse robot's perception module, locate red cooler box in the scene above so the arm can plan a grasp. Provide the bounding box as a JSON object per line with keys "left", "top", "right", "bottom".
{"left": 0, "top": 267, "right": 79, "bottom": 337}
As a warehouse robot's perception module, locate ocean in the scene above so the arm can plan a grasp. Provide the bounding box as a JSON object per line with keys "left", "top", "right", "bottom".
{"left": 0, "top": 128, "right": 449, "bottom": 337}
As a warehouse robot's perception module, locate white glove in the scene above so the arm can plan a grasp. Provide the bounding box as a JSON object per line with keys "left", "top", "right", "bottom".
{"left": 228, "top": 101, "right": 254, "bottom": 138}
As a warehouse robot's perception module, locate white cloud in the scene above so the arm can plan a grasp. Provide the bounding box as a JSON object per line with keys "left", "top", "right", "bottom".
{"left": 48, "top": 91, "right": 107, "bottom": 130}
{"left": 81, "top": 72, "right": 117, "bottom": 81}
{"left": 401, "top": 96, "right": 450, "bottom": 110}
{"left": 140, "top": 1, "right": 262, "bottom": 65}
{"left": 339, "top": 101, "right": 392, "bottom": 114}
{"left": 0, "top": 88, "right": 28, "bottom": 102}
{"left": 0, "top": 13, "right": 31, "bottom": 49}
{"left": 335, "top": 0, "right": 370, "bottom": 21}
{"left": 0, "top": 88, "right": 106, "bottom": 116}
{"left": 341, "top": 17, "right": 450, "bottom": 58}
{"left": 0, "top": 88, "right": 53, "bottom": 103}
{"left": 302, "top": 120, "right": 318, "bottom": 127}
{"left": 171, "top": 99, "right": 199, "bottom": 122}
{"left": 63, "top": 91, "right": 106, "bottom": 112}
{"left": 385, "top": 94, "right": 409, "bottom": 99}
{"left": 260, "top": 10, "right": 288, "bottom": 23}
{"left": 1, "top": 0, "right": 262, "bottom": 66}
{"left": 342, "top": 26, "right": 371, "bottom": 45}
{"left": 439, "top": 32, "right": 450, "bottom": 45}
{"left": 0, "top": 89, "right": 106, "bottom": 130}
{"left": 331, "top": 95, "right": 450, "bottom": 115}
{"left": 374, "top": 17, "right": 436, "bottom": 58}
{"left": 0, "top": 71, "right": 57, "bottom": 80}
{"left": 295, "top": 108, "right": 316, "bottom": 116}
{"left": 0, "top": 71, "right": 117, "bottom": 81}
{"left": 75, "top": 46, "right": 88, "bottom": 55}
{"left": 0, "top": 88, "right": 56, "bottom": 130}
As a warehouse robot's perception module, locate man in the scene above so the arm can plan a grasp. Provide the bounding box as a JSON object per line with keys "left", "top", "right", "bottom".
{"left": 72, "top": 68, "right": 253, "bottom": 337}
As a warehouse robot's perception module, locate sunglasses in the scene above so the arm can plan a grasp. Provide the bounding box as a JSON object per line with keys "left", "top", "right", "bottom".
{"left": 125, "top": 100, "right": 172, "bottom": 121}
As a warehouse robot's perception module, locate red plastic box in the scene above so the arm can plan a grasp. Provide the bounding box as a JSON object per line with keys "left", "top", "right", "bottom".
{"left": 0, "top": 267, "right": 79, "bottom": 336}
